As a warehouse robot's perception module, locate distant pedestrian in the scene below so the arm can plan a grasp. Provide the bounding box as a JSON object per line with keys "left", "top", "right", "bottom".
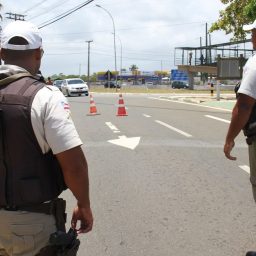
{"left": 189, "top": 52, "right": 193, "bottom": 65}
{"left": 200, "top": 54, "right": 205, "bottom": 65}
{"left": 46, "top": 76, "right": 53, "bottom": 85}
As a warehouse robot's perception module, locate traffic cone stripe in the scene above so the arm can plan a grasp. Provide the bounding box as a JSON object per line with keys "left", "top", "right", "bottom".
{"left": 87, "top": 94, "right": 100, "bottom": 116}
{"left": 117, "top": 94, "right": 128, "bottom": 116}
{"left": 119, "top": 99, "right": 124, "bottom": 105}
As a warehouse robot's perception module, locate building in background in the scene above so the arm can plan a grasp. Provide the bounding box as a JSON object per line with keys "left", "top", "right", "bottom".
{"left": 96, "top": 70, "right": 170, "bottom": 85}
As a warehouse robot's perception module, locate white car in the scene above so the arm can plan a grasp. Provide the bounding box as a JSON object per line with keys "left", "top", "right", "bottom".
{"left": 61, "top": 78, "right": 89, "bottom": 96}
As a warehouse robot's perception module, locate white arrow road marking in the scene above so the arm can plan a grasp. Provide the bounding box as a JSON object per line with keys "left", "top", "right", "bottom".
{"left": 143, "top": 114, "right": 151, "bottom": 118}
{"left": 205, "top": 115, "right": 230, "bottom": 124}
{"left": 108, "top": 136, "right": 141, "bottom": 150}
{"left": 239, "top": 165, "right": 250, "bottom": 174}
{"left": 105, "top": 122, "right": 120, "bottom": 133}
{"left": 155, "top": 120, "right": 192, "bottom": 138}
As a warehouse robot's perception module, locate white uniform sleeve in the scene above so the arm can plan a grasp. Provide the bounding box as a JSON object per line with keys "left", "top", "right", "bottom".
{"left": 238, "top": 55, "right": 256, "bottom": 100}
{"left": 31, "top": 86, "right": 82, "bottom": 154}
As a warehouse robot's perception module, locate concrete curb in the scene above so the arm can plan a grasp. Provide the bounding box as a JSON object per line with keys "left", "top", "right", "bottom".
{"left": 159, "top": 94, "right": 236, "bottom": 110}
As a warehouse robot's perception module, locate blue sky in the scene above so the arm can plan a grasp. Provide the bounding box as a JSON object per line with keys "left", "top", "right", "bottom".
{"left": 1, "top": 0, "right": 240, "bottom": 76}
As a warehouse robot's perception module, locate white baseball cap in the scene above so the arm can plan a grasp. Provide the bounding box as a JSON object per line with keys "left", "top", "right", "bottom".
{"left": 1, "top": 21, "right": 42, "bottom": 50}
{"left": 243, "top": 19, "right": 256, "bottom": 31}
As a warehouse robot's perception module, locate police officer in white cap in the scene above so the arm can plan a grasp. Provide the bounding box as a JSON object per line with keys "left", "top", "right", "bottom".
{"left": 224, "top": 19, "right": 256, "bottom": 256}
{"left": 0, "top": 20, "right": 93, "bottom": 255}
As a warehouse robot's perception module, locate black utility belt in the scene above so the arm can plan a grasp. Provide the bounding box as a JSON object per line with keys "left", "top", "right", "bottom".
{"left": 246, "top": 135, "right": 256, "bottom": 145}
{"left": 0, "top": 201, "right": 53, "bottom": 215}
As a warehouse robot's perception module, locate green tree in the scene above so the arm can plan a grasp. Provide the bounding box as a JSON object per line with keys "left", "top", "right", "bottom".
{"left": 129, "top": 64, "right": 138, "bottom": 72}
{"left": 210, "top": 0, "right": 256, "bottom": 40}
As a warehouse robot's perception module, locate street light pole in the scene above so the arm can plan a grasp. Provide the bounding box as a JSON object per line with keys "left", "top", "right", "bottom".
{"left": 86, "top": 40, "right": 93, "bottom": 89}
{"left": 113, "top": 33, "right": 122, "bottom": 87}
{"left": 96, "top": 4, "right": 117, "bottom": 90}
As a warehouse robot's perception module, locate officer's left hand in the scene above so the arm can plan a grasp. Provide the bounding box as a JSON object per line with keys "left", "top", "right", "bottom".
{"left": 224, "top": 140, "right": 237, "bottom": 160}
{"left": 71, "top": 205, "right": 93, "bottom": 234}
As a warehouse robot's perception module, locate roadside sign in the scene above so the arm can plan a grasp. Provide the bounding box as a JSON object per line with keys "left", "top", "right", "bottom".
{"left": 217, "top": 57, "right": 244, "bottom": 80}
{"left": 104, "top": 70, "right": 114, "bottom": 80}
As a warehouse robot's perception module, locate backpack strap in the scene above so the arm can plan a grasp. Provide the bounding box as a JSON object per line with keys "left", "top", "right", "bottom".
{"left": 0, "top": 72, "right": 34, "bottom": 87}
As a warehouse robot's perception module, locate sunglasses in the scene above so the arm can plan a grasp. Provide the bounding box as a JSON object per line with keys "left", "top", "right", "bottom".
{"left": 40, "top": 48, "right": 44, "bottom": 58}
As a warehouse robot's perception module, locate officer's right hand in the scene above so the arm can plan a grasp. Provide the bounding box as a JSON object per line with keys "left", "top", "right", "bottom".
{"left": 224, "top": 140, "right": 237, "bottom": 160}
{"left": 71, "top": 205, "right": 93, "bottom": 234}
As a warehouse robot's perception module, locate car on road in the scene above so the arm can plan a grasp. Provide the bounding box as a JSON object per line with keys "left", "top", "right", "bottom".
{"left": 61, "top": 78, "right": 89, "bottom": 96}
{"left": 104, "top": 81, "right": 121, "bottom": 88}
{"left": 171, "top": 80, "right": 189, "bottom": 89}
{"left": 52, "top": 79, "right": 63, "bottom": 91}
{"left": 145, "top": 81, "right": 154, "bottom": 86}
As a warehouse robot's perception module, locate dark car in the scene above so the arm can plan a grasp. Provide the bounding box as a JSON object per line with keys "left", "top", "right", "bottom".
{"left": 104, "top": 81, "right": 121, "bottom": 88}
{"left": 52, "top": 79, "right": 63, "bottom": 91}
{"left": 171, "top": 81, "right": 189, "bottom": 89}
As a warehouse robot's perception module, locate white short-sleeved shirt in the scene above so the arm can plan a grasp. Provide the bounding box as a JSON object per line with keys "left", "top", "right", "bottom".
{"left": 31, "top": 85, "right": 82, "bottom": 154}
{"left": 238, "top": 54, "right": 256, "bottom": 99}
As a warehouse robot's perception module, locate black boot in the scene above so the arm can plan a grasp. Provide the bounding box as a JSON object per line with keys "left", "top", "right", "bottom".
{"left": 246, "top": 252, "right": 256, "bottom": 256}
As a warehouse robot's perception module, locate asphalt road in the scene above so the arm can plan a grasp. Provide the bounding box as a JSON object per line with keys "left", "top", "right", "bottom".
{"left": 61, "top": 93, "right": 255, "bottom": 256}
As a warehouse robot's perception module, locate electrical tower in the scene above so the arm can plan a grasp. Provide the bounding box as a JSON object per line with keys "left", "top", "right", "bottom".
{"left": 5, "top": 13, "right": 25, "bottom": 21}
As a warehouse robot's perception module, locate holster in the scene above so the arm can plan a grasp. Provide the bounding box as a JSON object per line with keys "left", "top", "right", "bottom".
{"left": 51, "top": 198, "right": 67, "bottom": 232}
{"left": 18, "top": 198, "right": 67, "bottom": 232}
{"left": 37, "top": 199, "right": 81, "bottom": 256}
{"left": 246, "top": 135, "right": 256, "bottom": 145}
{"left": 37, "top": 228, "right": 80, "bottom": 256}
{"left": 37, "top": 239, "right": 80, "bottom": 256}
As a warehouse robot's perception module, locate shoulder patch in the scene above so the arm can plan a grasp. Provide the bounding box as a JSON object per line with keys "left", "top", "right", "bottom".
{"left": 60, "top": 100, "right": 70, "bottom": 111}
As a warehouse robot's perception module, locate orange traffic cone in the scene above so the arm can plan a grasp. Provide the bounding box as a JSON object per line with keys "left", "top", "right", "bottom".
{"left": 116, "top": 94, "right": 128, "bottom": 116}
{"left": 87, "top": 94, "right": 100, "bottom": 116}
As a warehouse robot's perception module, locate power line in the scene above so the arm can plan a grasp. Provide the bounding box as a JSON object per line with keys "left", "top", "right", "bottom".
{"left": 38, "top": 0, "right": 95, "bottom": 29}
{"left": 43, "top": 40, "right": 173, "bottom": 56}
{"left": 23, "top": 0, "right": 50, "bottom": 14}
{"left": 28, "top": 0, "right": 72, "bottom": 20}
{"left": 40, "top": 21, "right": 205, "bottom": 35}
{"left": 45, "top": 43, "right": 172, "bottom": 57}
{"left": 45, "top": 50, "right": 172, "bottom": 62}
{"left": 43, "top": 39, "right": 173, "bottom": 56}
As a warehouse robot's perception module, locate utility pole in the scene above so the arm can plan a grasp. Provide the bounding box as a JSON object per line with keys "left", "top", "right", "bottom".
{"left": 209, "top": 33, "right": 212, "bottom": 63}
{"left": 86, "top": 40, "right": 93, "bottom": 89}
{"left": 5, "top": 13, "right": 26, "bottom": 21}
{"left": 79, "top": 64, "right": 81, "bottom": 77}
{"left": 200, "top": 37, "right": 202, "bottom": 56}
{"left": 205, "top": 23, "right": 208, "bottom": 64}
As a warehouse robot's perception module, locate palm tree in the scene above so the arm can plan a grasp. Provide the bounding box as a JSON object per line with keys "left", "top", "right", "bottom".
{"left": 129, "top": 64, "right": 138, "bottom": 73}
{"left": 129, "top": 64, "right": 139, "bottom": 85}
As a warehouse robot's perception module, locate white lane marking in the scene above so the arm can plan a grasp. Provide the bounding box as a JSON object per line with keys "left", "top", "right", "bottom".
{"left": 205, "top": 115, "right": 230, "bottom": 124}
{"left": 155, "top": 120, "right": 192, "bottom": 138}
{"left": 105, "top": 122, "right": 120, "bottom": 133}
{"left": 239, "top": 165, "right": 250, "bottom": 174}
{"left": 143, "top": 114, "right": 151, "bottom": 118}
{"left": 148, "top": 97, "right": 232, "bottom": 112}
{"left": 108, "top": 136, "right": 141, "bottom": 150}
